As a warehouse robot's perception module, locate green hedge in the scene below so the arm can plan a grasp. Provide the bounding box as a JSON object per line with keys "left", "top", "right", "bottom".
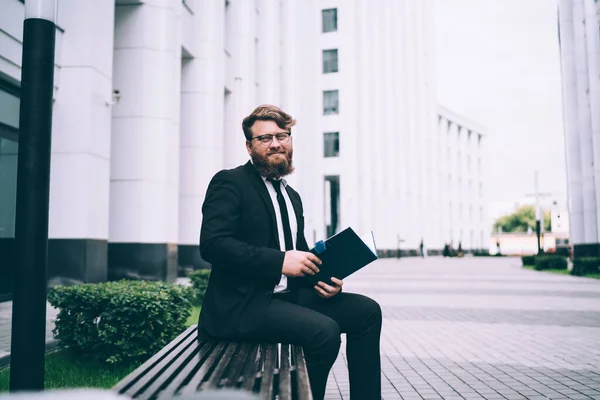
{"left": 521, "top": 255, "right": 536, "bottom": 266}
{"left": 47, "top": 280, "right": 193, "bottom": 365}
{"left": 188, "top": 269, "right": 211, "bottom": 305}
{"left": 571, "top": 257, "right": 600, "bottom": 276}
{"left": 534, "top": 255, "right": 567, "bottom": 271}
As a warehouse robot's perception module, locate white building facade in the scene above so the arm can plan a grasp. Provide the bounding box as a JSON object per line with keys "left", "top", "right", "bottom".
{"left": 0, "top": 0, "right": 487, "bottom": 299}
{"left": 310, "top": 1, "right": 487, "bottom": 255}
{"left": 436, "top": 107, "right": 487, "bottom": 254}
{"left": 558, "top": 0, "right": 600, "bottom": 258}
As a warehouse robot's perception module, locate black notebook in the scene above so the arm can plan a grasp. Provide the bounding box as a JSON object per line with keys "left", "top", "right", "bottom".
{"left": 302, "top": 227, "right": 378, "bottom": 286}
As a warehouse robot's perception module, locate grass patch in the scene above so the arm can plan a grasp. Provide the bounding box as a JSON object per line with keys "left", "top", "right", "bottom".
{"left": 186, "top": 305, "right": 201, "bottom": 327}
{"left": 0, "top": 350, "right": 139, "bottom": 392}
{"left": 522, "top": 265, "right": 570, "bottom": 275}
{"left": 523, "top": 265, "right": 600, "bottom": 278}
{"left": 0, "top": 304, "right": 202, "bottom": 392}
{"left": 582, "top": 273, "right": 600, "bottom": 280}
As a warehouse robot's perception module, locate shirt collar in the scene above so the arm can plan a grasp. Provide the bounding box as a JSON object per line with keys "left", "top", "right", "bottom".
{"left": 261, "top": 175, "right": 288, "bottom": 187}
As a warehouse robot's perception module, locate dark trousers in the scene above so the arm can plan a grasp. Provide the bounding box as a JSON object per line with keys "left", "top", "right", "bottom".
{"left": 249, "top": 288, "right": 382, "bottom": 400}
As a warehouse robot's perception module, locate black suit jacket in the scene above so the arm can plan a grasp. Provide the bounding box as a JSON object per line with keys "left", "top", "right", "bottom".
{"left": 197, "top": 161, "right": 310, "bottom": 339}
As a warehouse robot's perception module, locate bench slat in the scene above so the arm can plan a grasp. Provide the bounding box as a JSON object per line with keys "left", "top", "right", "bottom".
{"left": 240, "top": 344, "right": 261, "bottom": 392}
{"left": 113, "top": 325, "right": 312, "bottom": 399}
{"left": 293, "top": 346, "right": 313, "bottom": 400}
{"left": 113, "top": 325, "right": 197, "bottom": 395}
{"left": 202, "top": 341, "right": 239, "bottom": 390}
{"left": 179, "top": 341, "right": 226, "bottom": 396}
{"left": 139, "top": 335, "right": 201, "bottom": 398}
{"left": 221, "top": 342, "right": 255, "bottom": 388}
{"left": 259, "top": 344, "right": 277, "bottom": 398}
{"left": 278, "top": 344, "right": 292, "bottom": 400}
{"left": 156, "top": 339, "right": 216, "bottom": 400}
{"left": 123, "top": 326, "right": 200, "bottom": 399}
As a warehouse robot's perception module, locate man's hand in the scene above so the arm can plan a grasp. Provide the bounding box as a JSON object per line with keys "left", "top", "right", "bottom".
{"left": 314, "top": 277, "right": 343, "bottom": 298}
{"left": 282, "top": 250, "right": 321, "bottom": 277}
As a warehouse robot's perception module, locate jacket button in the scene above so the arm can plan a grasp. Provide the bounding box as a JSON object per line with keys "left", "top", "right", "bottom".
{"left": 265, "top": 290, "right": 272, "bottom": 296}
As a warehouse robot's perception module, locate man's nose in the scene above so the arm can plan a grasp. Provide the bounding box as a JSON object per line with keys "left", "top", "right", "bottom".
{"left": 269, "top": 137, "right": 283, "bottom": 148}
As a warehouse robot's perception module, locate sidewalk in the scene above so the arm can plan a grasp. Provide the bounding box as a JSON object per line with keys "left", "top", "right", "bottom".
{"left": 326, "top": 256, "right": 600, "bottom": 400}
{"left": 0, "top": 301, "right": 58, "bottom": 366}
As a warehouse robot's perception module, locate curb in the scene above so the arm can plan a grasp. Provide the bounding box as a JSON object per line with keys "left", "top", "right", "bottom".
{"left": 0, "top": 339, "right": 59, "bottom": 369}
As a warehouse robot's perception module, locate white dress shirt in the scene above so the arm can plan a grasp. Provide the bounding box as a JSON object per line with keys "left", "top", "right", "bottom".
{"left": 261, "top": 176, "right": 298, "bottom": 293}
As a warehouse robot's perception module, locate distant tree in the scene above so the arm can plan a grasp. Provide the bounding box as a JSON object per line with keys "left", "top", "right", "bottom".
{"left": 493, "top": 205, "right": 551, "bottom": 233}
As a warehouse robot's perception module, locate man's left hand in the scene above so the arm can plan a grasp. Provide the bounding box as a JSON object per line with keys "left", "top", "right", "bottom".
{"left": 314, "top": 277, "right": 343, "bottom": 298}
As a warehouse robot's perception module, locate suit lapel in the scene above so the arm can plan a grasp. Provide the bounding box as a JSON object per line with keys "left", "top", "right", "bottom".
{"left": 243, "top": 161, "right": 281, "bottom": 248}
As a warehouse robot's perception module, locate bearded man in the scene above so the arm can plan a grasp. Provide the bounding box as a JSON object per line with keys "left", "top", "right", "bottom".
{"left": 197, "top": 105, "right": 382, "bottom": 400}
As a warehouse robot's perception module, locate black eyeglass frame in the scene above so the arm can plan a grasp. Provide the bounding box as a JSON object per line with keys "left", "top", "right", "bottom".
{"left": 250, "top": 132, "right": 292, "bottom": 145}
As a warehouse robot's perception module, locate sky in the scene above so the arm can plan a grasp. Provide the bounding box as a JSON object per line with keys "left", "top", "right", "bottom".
{"left": 434, "top": 0, "right": 567, "bottom": 221}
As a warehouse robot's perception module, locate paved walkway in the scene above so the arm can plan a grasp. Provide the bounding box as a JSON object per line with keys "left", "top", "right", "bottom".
{"left": 0, "top": 301, "right": 57, "bottom": 361}
{"left": 326, "top": 256, "right": 600, "bottom": 400}
{"left": 2, "top": 258, "right": 600, "bottom": 400}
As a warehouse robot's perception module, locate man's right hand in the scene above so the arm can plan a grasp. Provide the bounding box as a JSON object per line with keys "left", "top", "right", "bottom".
{"left": 282, "top": 250, "right": 321, "bottom": 277}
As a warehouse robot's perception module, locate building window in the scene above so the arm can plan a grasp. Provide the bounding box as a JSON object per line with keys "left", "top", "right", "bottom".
{"left": 322, "top": 49, "right": 338, "bottom": 73}
{"left": 324, "top": 175, "right": 340, "bottom": 237}
{"left": 323, "top": 90, "right": 339, "bottom": 115}
{"left": 0, "top": 79, "right": 20, "bottom": 299}
{"left": 324, "top": 132, "right": 339, "bottom": 157}
{"left": 322, "top": 8, "right": 337, "bottom": 33}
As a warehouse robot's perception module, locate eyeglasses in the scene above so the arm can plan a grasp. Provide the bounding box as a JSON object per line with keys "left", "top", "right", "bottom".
{"left": 251, "top": 132, "right": 292, "bottom": 146}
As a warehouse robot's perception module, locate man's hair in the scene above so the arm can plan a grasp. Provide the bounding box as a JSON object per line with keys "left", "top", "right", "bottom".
{"left": 242, "top": 105, "right": 296, "bottom": 141}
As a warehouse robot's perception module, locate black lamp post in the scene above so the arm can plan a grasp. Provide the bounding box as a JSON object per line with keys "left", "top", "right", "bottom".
{"left": 10, "top": 0, "right": 57, "bottom": 392}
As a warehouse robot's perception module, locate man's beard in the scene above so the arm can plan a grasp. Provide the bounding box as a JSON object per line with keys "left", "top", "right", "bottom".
{"left": 251, "top": 148, "right": 295, "bottom": 180}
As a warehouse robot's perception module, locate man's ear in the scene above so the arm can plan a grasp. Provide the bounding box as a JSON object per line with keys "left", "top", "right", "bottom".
{"left": 246, "top": 140, "right": 252, "bottom": 155}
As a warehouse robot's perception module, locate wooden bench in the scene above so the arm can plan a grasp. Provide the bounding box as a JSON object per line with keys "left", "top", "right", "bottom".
{"left": 113, "top": 325, "right": 313, "bottom": 400}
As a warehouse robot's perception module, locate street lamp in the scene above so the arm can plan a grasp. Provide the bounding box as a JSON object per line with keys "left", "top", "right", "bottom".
{"left": 10, "top": 0, "right": 57, "bottom": 392}
{"left": 525, "top": 170, "right": 551, "bottom": 256}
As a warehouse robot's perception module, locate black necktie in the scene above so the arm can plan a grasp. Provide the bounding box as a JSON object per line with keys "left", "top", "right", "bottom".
{"left": 269, "top": 179, "right": 294, "bottom": 251}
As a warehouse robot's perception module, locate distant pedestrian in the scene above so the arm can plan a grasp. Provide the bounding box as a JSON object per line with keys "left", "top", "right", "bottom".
{"left": 443, "top": 243, "right": 449, "bottom": 257}
{"left": 419, "top": 239, "right": 424, "bottom": 258}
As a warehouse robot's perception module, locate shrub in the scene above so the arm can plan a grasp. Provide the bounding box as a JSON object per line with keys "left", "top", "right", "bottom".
{"left": 534, "top": 255, "right": 567, "bottom": 271}
{"left": 47, "top": 280, "right": 193, "bottom": 365}
{"left": 521, "top": 255, "right": 536, "bottom": 266}
{"left": 188, "top": 269, "right": 211, "bottom": 305}
{"left": 571, "top": 257, "right": 600, "bottom": 276}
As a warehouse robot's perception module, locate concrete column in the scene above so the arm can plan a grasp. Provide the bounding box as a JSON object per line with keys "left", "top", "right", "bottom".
{"left": 440, "top": 117, "right": 450, "bottom": 246}
{"left": 179, "top": 0, "right": 225, "bottom": 269}
{"left": 583, "top": 0, "right": 600, "bottom": 240}
{"left": 573, "top": 0, "right": 598, "bottom": 246}
{"left": 256, "top": 0, "right": 281, "bottom": 105}
{"left": 559, "top": 0, "right": 584, "bottom": 248}
{"left": 47, "top": 0, "right": 115, "bottom": 284}
{"left": 391, "top": 0, "right": 406, "bottom": 255}
{"left": 224, "top": 0, "right": 257, "bottom": 169}
{"left": 381, "top": 0, "right": 396, "bottom": 252}
{"left": 356, "top": 0, "right": 373, "bottom": 240}
{"left": 110, "top": 0, "right": 180, "bottom": 281}
{"left": 289, "top": 0, "right": 319, "bottom": 244}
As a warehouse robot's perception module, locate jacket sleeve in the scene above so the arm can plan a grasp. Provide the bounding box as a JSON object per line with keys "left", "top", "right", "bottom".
{"left": 199, "top": 170, "right": 284, "bottom": 281}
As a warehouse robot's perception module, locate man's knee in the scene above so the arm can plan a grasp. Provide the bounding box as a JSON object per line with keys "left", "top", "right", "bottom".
{"left": 359, "top": 295, "right": 382, "bottom": 330}
{"left": 306, "top": 319, "right": 341, "bottom": 357}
